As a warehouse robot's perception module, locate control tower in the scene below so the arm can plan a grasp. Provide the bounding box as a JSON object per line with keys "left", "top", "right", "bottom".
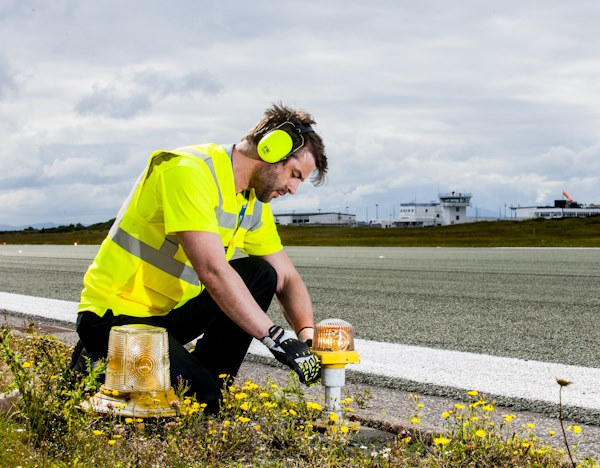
{"left": 438, "top": 192, "right": 472, "bottom": 225}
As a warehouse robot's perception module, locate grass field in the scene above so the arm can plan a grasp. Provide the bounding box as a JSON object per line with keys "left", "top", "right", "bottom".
{"left": 1, "top": 216, "right": 600, "bottom": 247}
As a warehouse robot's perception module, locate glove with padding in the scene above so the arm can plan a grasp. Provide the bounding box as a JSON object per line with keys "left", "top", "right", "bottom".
{"left": 261, "top": 325, "right": 321, "bottom": 384}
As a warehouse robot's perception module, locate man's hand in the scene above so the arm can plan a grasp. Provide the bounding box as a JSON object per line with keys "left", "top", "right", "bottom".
{"left": 261, "top": 325, "right": 320, "bottom": 384}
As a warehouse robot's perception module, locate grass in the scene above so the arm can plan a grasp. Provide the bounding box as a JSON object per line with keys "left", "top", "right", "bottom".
{"left": 1, "top": 327, "right": 597, "bottom": 467}
{"left": 1, "top": 216, "right": 600, "bottom": 247}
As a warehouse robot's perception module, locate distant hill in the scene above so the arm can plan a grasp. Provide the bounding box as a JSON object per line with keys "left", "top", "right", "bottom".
{"left": 0, "top": 222, "right": 60, "bottom": 231}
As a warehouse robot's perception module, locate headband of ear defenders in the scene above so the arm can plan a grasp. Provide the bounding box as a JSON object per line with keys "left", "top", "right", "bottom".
{"left": 257, "top": 121, "right": 314, "bottom": 164}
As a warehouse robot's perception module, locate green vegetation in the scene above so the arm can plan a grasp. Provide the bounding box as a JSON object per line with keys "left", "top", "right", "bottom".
{"left": 0, "top": 220, "right": 114, "bottom": 246}
{"left": 1, "top": 216, "right": 600, "bottom": 247}
{"left": 1, "top": 328, "right": 596, "bottom": 467}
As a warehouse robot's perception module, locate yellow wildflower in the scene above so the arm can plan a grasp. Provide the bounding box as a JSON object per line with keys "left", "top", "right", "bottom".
{"left": 527, "top": 423, "right": 535, "bottom": 429}
{"left": 22, "top": 362, "right": 31, "bottom": 368}
{"left": 259, "top": 392, "right": 269, "bottom": 398}
{"left": 549, "top": 430, "right": 555, "bottom": 436}
{"left": 235, "top": 392, "right": 248, "bottom": 400}
{"left": 483, "top": 405, "right": 494, "bottom": 412}
{"left": 467, "top": 390, "right": 478, "bottom": 396}
{"left": 125, "top": 418, "right": 133, "bottom": 424}
{"left": 108, "top": 439, "right": 116, "bottom": 445}
{"left": 329, "top": 412, "right": 339, "bottom": 422}
{"left": 254, "top": 424, "right": 261, "bottom": 431}
{"left": 455, "top": 403, "right": 465, "bottom": 410}
{"left": 240, "top": 402, "right": 250, "bottom": 411}
{"left": 476, "top": 429, "right": 486, "bottom": 438}
{"left": 340, "top": 426, "right": 349, "bottom": 433}
{"left": 307, "top": 401, "right": 322, "bottom": 411}
{"left": 238, "top": 416, "right": 250, "bottom": 423}
{"left": 223, "top": 420, "right": 231, "bottom": 427}
{"left": 411, "top": 417, "right": 420, "bottom": 424}
{"left": 218, "top": 373, "right": 229, "bottom": 379}
{"left": 574, "top": 426, "right": 582, "bottom": 434}
{"left": 111, "top": 390, "right": 119, "bottom": 396}
{"left": 433, "top": 436, "right": 450, "bottom": 446}
{"left": 93, "top": 430, "right": 102, "bottom": 436}
{"left": 442, "top": 411, "right": 450, "bottom": 419}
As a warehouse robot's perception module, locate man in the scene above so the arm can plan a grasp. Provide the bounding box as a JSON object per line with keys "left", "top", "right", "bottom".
{"left": 73, "top": 103, "right": 327, "bottom": 413}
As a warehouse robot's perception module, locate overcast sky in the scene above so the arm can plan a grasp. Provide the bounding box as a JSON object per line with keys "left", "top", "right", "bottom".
{"left": 1, "top": 0, "right": 599, "bottom": 226}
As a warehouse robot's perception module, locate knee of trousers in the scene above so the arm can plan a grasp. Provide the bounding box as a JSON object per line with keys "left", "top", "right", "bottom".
{"left": 232, "top": 256, "right": 278, "bottom": 295}
{"left": 253, "top": 257, "right": 278, "bottom": 293}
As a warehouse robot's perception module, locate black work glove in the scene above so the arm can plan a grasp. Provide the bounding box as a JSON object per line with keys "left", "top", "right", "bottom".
{"left": 261, "top": 325, "right": 321, "bottom": 384}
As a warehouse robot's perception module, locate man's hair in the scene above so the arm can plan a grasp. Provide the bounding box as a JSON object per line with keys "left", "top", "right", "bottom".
{"left": 243, "top": 103, "right": 327, "bottom": 185}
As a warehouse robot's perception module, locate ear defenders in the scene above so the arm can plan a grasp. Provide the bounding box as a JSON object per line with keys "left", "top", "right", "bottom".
{"left": 257, "top": 121, "right": 314, "bottom": 163}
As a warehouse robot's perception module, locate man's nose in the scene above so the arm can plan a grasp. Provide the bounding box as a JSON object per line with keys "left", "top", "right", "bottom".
{"left": 286, "top": 178, "right": 300, "bottom": 195}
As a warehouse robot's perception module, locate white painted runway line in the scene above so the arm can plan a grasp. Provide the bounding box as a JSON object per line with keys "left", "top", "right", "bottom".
{"left": 3, "top": 291, "right": 599, "bottom": 411}
{"left": 1, "top": 291, "right": 78, "bottom": 323}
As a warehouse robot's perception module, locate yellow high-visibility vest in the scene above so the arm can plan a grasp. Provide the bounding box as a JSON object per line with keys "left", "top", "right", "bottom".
{"left": 78, "top": 144, "right": 282, "bottom": 318}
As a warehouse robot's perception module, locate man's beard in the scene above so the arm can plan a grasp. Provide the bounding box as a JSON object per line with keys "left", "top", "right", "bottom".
{"left": 252, "top": 165, "right": 282, "bottom": 203}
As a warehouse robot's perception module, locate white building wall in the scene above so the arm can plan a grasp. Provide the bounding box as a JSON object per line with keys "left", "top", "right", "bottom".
{"left": 274, "top": 212, "right": 356, "bottom": 226}
{"left": 512, "top": 206, "right": 600, "bottom": 219}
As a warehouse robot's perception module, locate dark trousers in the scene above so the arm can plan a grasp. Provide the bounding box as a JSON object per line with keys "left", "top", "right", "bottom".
{"left": 74, "top": 256, "right": 277, "bottom": 413}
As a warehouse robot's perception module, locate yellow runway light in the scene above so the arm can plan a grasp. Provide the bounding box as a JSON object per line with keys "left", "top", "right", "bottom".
{"left": 311, "top": 319, "right": 359, "bottom": 418}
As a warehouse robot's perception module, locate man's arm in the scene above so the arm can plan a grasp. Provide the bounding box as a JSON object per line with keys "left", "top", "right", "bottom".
{"left": 261, "top": 249, "right": 315, "bottom": 343}
{"left": 176, "top": 230, "right": 274, "bottom": 339}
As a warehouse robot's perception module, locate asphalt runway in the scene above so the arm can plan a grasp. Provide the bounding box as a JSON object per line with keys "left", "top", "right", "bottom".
{"left": 2, "top": 244, "right": 600, "bottom": 427}
{"left": 2, "top": 244, "right": 597, "bottom": 368}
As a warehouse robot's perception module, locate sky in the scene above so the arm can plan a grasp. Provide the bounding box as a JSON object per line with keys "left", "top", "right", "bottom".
{"left": 1, "top": 0, "right": 600, "bottom": 227}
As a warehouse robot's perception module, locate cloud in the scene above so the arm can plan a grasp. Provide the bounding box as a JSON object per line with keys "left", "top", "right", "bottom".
{"left": 0, "top": 55, "right": 17, "bottom": 99}
{"left": 134, "top": 70, "right": 224, "bottom": 98}
{"left": 1, "top": 0, "right": 600, "bottom": 225}
{"left": 75, "top": 85, "right": 152, "bottom": 119}
{"left": 74, "top": 70, "right": 224, "bottom": 119}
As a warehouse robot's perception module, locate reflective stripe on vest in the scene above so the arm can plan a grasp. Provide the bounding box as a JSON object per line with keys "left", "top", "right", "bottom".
{"left": 111, "top": 228, "right": 199, "bottom": 286}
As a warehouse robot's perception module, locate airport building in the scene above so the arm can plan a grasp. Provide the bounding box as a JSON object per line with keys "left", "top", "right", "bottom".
{"left": 510, "top": 191, "right": 600, "bottom": 220}
{"left": 274, "top": 212, "right": 356, "bottom": 226}
{"left": 388, "top": 192, "right": 472, "bottom": 227}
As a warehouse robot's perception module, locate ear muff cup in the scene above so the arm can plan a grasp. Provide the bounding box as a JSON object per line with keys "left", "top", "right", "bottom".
{"left": 257, "top": 129, "right": 294, "bottom": 163}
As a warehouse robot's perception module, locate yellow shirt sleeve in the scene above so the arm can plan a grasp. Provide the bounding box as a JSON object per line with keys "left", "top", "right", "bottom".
{"left": 159, "top": 158, "right": 220, "bottom": 235}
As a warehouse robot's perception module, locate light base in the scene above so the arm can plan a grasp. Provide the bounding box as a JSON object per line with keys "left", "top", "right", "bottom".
{"left": 81, "top": 384, "right": 178, "bottom": 418}
{"left": 311, "top": 350, "right": 359, "bottom": 367}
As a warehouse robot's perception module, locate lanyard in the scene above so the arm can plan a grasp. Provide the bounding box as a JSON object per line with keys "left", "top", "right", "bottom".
{"left": 237, "top": 202, "right": 248, "bottom": 231}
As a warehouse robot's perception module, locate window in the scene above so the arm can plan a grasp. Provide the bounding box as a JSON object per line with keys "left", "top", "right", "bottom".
{"left": 456, "top": 215, "right": 460, "bottom": 220}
